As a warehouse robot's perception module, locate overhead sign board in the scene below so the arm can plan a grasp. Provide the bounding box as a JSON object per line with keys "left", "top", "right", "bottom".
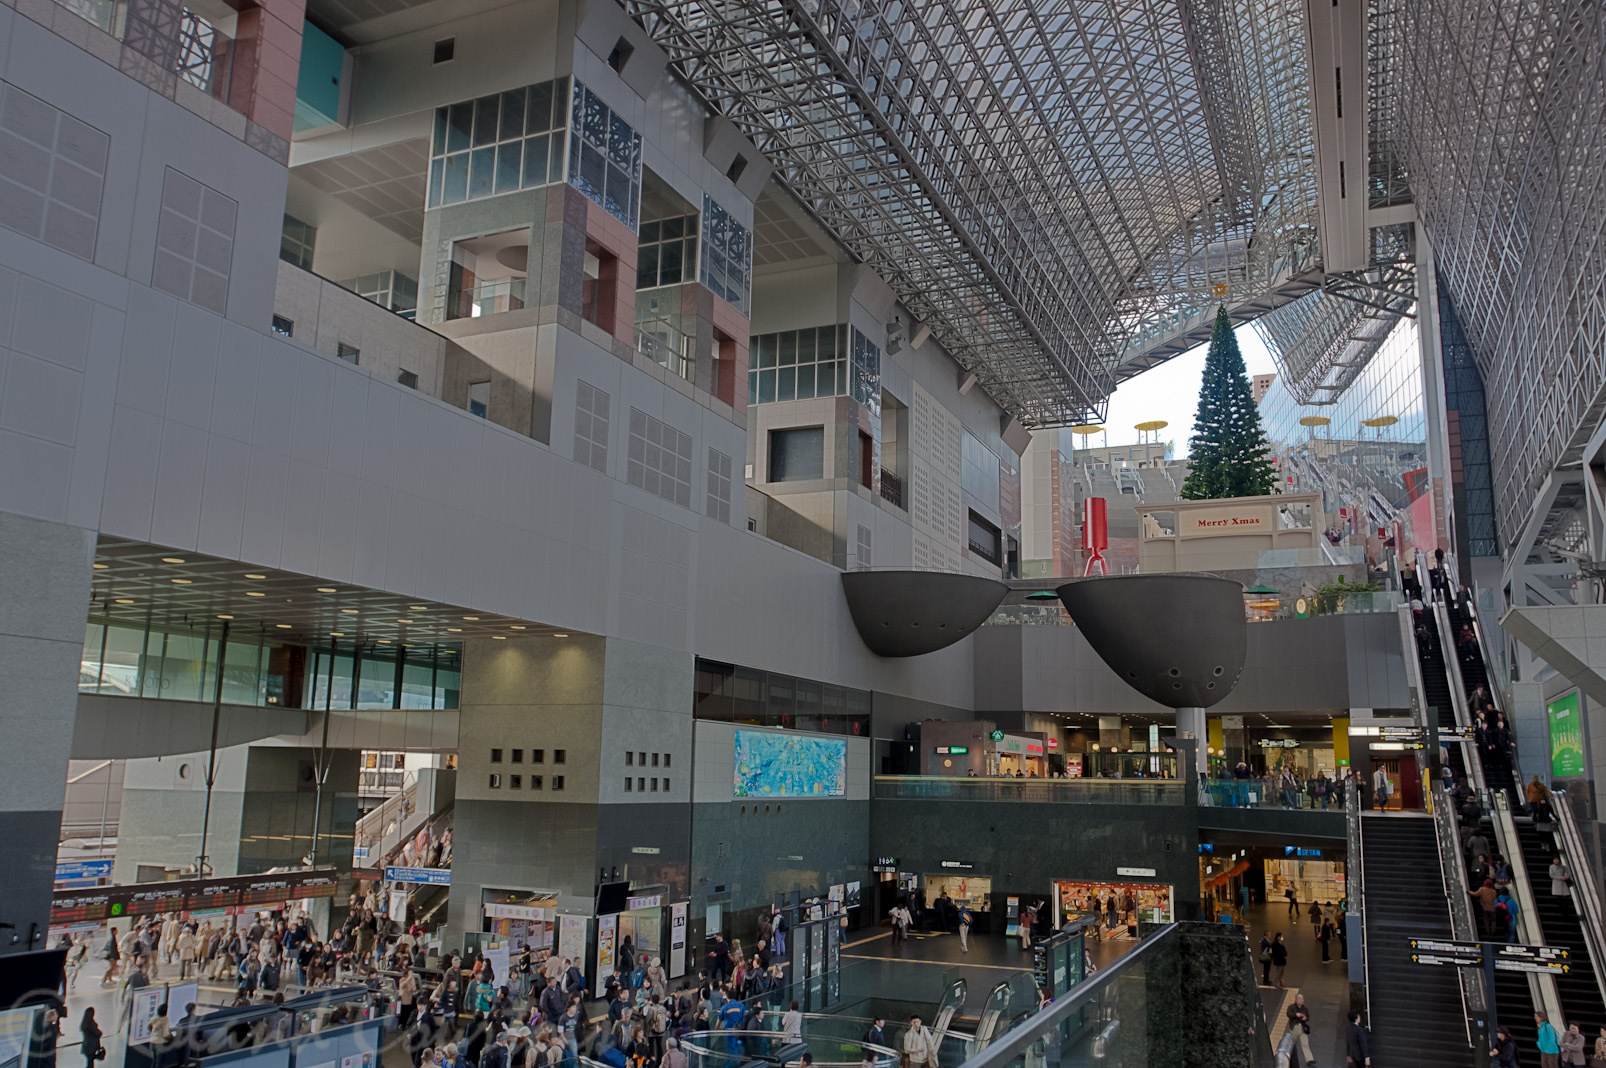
{"left": 55, "top": 860, "right": 112, "bottom": 881}
{"left": 386, "top": 867, "right": 451, "bottom": 885}
{"left": 1115, "top": 867, "right": 1157, "bottom": 878}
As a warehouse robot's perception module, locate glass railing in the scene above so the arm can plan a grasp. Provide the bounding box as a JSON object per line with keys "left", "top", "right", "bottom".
{"left": 1198, "top": 776, "right": 1357, "bottom": 811}
{"left": 678, "top": 1030, "right": 897, "bottom": 1068}
{"left": 636, "top": 316, "right": 695, "bottom": 380}
{"left": 874, "top": 776, "right": 1183, "bottom": 804}
{"left": 449, "top": 277, "right": 527, "bottom": 319}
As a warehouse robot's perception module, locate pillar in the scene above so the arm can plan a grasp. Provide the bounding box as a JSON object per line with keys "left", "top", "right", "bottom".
{"left": 1098, "top": 715, "right": 1123, "bottom": 749}
{"left": 0, "top": 514, "right": 96, "bottom": 952}
{"left": 1175, "top": 707, "right": 1207, "bottom": 744}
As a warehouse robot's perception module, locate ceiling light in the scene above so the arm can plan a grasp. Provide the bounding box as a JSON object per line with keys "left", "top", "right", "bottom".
{"left": 396, "top": 619, "right": 414, "bottom": 624}
{"left": 330, "top": 631, "right": 345, "bottom": 637}
{"left": 275, "top": 624, "right": 292, "bottom": 630}
{"left": 509, "top": 625, "right": 526, "bottom": 630}
{"left": 552, "top": 633, "right": 569, "bottom": 638}
{"left": 245, "top": 573, "right": 267, "bottom": 580}
{"left": 114, "top": 598, "right": 135, "bottom": 604}
{"left": 171, "top": 578, "right": 192, "bottom": 584}
{"left": 246, "top": 591, "right": 265, "bottom": 597}
{"left": 341, "top": 608, "right": 359, "bottom": 614}
{"left": 447, "top": 627, "right": 463, "bottom": 632}
{"left": 377, "top": 640, "right": 391, "bottom": 645}
{"left": 92, "top": 563, "right": 108, "bottom": 570}
{"left": 161, "top": 557, "right": 185, "bottom": 564}
{"left": 462, "top": 616, "right": 480, "bottom": 621}
{"left": 317, "top": 587, "right": 337, "bottom": 593}
{"left": 402, "top": 643, "right": 415, "bottom": 647}
{"left": 409, "top": 605, "right": 428, "bottom": 611}
{"left": 217, "top": 614, "right": 234, "bottom": 620}
{"left": 492, "top": 635, "right": 506, "bottom": 640}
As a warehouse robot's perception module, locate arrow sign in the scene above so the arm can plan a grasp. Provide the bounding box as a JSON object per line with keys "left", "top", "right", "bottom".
{"left": 1495, "top": 958, "right": 1571, "bottom": 975}
{"left": 1412, "top": 952, "right": 1482, "bottom": 967}
{"left": 1498, "top": 944, "right": 1569, "bottom": 961}
{"left": 1410, "top": 937, "right": 1483, "bottom": 955}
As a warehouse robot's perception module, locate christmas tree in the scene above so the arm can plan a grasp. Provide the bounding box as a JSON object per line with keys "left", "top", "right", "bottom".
{"left": 1179, "top": 306, "right": 1278, "bottom": 499}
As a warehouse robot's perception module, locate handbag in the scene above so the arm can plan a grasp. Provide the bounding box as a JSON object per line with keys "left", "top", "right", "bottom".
{"left": 1259, "top": 949, "right": 1271, "bottom": 963}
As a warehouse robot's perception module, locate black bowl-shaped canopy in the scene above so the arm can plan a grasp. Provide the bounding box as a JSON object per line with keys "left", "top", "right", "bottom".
{"left": 1056, "top": 573, "right": 1247, "bottom": 708}
{"left": 842, "top": 571, "right": 1009, "bottom": 657}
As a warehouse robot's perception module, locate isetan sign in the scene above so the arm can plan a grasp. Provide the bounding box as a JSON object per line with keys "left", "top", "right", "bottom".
{"left": 1182, "top": 506, "right": 1275, "bottom": 534}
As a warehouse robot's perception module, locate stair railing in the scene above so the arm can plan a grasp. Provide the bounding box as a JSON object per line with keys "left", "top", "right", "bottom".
{"left": 1489, "top": 790, "right": 1567, "bottom": 1024}
{"left": 1551, "top": 788, "right": 1606, "bottom": 1011}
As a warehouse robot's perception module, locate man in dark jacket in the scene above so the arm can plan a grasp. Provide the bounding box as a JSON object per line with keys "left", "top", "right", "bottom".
{"left": 1490, "top": 1024, "right": 1518, "bottom": 1068}
{"left": 1345, "top": 1011, "right": 1370, "bottom": 1066}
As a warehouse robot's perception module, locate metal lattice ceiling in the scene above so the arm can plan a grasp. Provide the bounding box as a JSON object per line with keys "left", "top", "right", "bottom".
{"left": 626, "top": 0, "right": 1324, "bottom": 427}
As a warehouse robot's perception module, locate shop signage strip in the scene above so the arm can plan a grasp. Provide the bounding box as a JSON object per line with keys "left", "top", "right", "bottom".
{"left": 386, "top": 867, "right": 452, "bottom": 885}
{"left": 1115, "top": 867, "right": 1156, "bottom": 877}
{"left": 50, "top": 869, "right": 339, "bottom": 926}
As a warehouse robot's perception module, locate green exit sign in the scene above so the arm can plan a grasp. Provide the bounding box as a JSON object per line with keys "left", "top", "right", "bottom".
{"left": 949, "top": 746, "right": 970, "bottom": 754}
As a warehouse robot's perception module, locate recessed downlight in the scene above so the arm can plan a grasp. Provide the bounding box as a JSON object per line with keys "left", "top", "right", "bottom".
{"left": 217, "top": 614, "right": 234, "bottom": 620}
{"left": 396, "top": 618, "right": 414, "bottom": 624}
{"left": 161, "top": 557, "right": 186, "bottom": 564}
{"left": 341, "top": 608, "right": 359, "bottom": 614}
{"left": 114, "top": 598, "right": 135, "bottom": 604}
{"left": 377, "top": 639, "right": 391, "bottom": 644}
{"left": 330, "top": 631, "right": 345, "bottom": 637}
{"left": 171, "top": 578, "right": 192, "bottom": 584}
{"left": 509, "top": 625, "right": 526, "bottom": 630}
{"left": 552, "top": 633, "right": 569, "bottom": 638}
{"left": 317, "top": 587, "right": 337, "bottom": 593}
{"left": 92, "top": 563, "right": 108, "bottom": 570}
{"left": 409, "top": 605, "right": 428, "bottom": 611}
{"left": 492, "top": 635, "right": 506, "bottom": 640}
{"left": 245, "top": 573, "right": 267, "bottom": 580}
{"left": 447, "top": 627, "right": 463, "bottom": 633}
{"left": 275, "top": 624, "right": 292, "bottom": 629}
{"left": 246, "top": 591, "right": 265, "bottom": 597}
{"left": 462, "top": 616, "right": 480, "bottom": 621}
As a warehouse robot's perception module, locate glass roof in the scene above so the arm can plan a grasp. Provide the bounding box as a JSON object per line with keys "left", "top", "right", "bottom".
{"left": 627, "top": 0, "right": 1323, "bottom": 426}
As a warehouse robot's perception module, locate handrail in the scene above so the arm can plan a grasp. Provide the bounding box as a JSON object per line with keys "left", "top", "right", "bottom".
{"left": 1551, "top": 789, "right": 1606, "bottom": 1012}
{"left": 1434, "top": 601, "right": 1490, "bottom": 797}
{"left": 1467, "top": 600, "right": 1527, "bottom": 788}
{"left": 1488, "top": 790, "right": 1565, "bottom": 1024}
{"left": 1430, "top": 781, "right": 1487, "bottom": 1043}
{"left": 676, "top": 1029, "right": 899, "bottom": 1068}
{"left": 1398, "top": 603, "right": 1434, "bottom": 741}
{"left": 955, "top": 926, "right": 1180, "bottom": 1068}
{"left": 1347, "top": 784, "right": 1370, "bottom": 1027}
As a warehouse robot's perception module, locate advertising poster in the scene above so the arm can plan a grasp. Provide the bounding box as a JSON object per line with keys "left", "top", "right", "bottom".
{"left": 129, "top": 987, "right": 165, "bottom": 1044}
{"left": 485, "top": 944, "right": 510, "bottom": 986}
{"left": 559, "top": 915, "right": 587, "bottom": 963}
{"left": 596, "top": 914, "right": 617, "bottom": 977}
{"left": 340, "top": 1053, "right": 375, "bottom": 1068}
{"left": 845, "top": 882, "right": 861, "bottom": 908}
{"left": 390, "top": 890, "right": 409, "bottom": 923}
{"left": 0, "top": 1007, "right": 38, "bottom": 1068}
{"left": 669, "top": 902, "right": 688, "bottom": 979}
{"left": 1549, "top": 690, "right": 1586, "bottom": 777}
{"left": 166, "top": 982, "right": 199, "bottom": 1024}
{"left": 1005, "top": 896, "right": 1020, "bottom": 937}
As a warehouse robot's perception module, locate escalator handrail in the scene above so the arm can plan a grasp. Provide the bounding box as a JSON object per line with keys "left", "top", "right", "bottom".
{"left": 1465, "top": 600, "right": 1528, "bottom": 788}
{"left": 1488, "top": 790, "right": 1566, "bottom": 1025}
{"left": 1433, "top": 601, "right": 1490, "bottom": 797}
{"left": 1550, "top": 788, "right": 1606, "bottom": 1014}
{"left": 1347, "top": 784, "right": 1370, "bottom": 1028}
{"left": 1431, "top": 781, "right": 1489, "bottom": 1037}
{"left": 1398, "top": 603, "right": 1434, "bottom": 739}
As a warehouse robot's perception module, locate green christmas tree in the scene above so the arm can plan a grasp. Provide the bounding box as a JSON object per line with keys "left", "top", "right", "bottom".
{"left": 1179, "top": 306, "right": 1278, "bottom": 500}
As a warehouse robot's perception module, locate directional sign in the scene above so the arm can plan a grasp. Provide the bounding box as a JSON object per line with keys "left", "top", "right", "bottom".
{"left": 385, "top": 866, "right": 451, "bottom": 886}
{"left": 1498, "top": 944, "right": 1569, "bottom": 961}
{"left": 1410, "top": 937, "right": 1482, "bottom": 955}
{"left": 55, "top": 859, "right": 112, "bottom": 881}
{"left": 1496, "top": 958, "right": 1572, "bottom": 975}
{"left": 1412, "top": 951, "right": 1482, "bottom": 967}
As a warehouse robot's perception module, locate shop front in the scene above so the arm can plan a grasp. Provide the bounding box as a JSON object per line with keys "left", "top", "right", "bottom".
{"left": 610, "top": 887, "right": 668, "bottom": 971}
{"left": 990, "top": 731, "right": 1047, "bottom": 776}
{"left": 1052, "top": 877, "right": 1173, "bottom": 940}
{"left": 924, "top": 866, "right": 992, "bottom": 932}
{"left": 481, "top": 889, "right": 558, "bottom": 960}
{"left": 1264, "top": 849, "right": 1346, "bottom": 910}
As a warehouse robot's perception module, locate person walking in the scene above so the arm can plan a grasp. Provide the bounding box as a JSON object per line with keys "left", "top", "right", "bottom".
{"left": 1373, "top": 766, "right": 1391, "bottom": 811}
{"left": 1269, "top": 933, "right": 1289, "bottom": 989}
{"left": 1306, "top": 901, "right": 1322, "bottom": 940}
{"left": 1539, "top": 1012, "right": 1563, "bottom": 1068}
{"left": 1285, "top": 992, "right": 1314, "bottom": 1067}
{"left": 1018, "top": 901, "right": 1036, "bottom": 951}
{"left": 1344, "top": 1011, "right": 1370, "bottom": 1067}
{"left": 866, "top": 1017, "right": 885, "bottom": 1049}
{"left": 1318, "top": 916, "right": 1335, "bottom": 963}
{"left": 781, "top": 1001, "right": 803, "bottom": 1044}
{"left": 957, "top": 905, "right": 972, "bottom": 953}
{"left": 1284, "top": 886, "right": 1298, "bottom": 918}
{"left": 1258, "top": 932, "right": 1274, "bottom": 986}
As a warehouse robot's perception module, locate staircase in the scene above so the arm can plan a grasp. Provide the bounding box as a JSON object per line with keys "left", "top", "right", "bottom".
{"left": 1360, "top": 815, "right": 1477, "bottom": 1066}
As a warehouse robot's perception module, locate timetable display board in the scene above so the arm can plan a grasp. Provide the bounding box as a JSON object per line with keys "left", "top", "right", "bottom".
{"left": 50, "top": 869, "right": 341, "bottom": 927}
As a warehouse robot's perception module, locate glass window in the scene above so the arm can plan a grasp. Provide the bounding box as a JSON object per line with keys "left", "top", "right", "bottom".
{"left": 747, "top": 326, "right": 847, "bottom": 405}
{"left": 637, "top": 213, "right": 698, "bottom": 289}
{"left": 428, "top": 80, "right": 568, "bottom": 208}
{"left": 770, "top": 426, "right": 825, "bottom": 481}
{"left": 565, "top": 82, "right": 643, "bottom": 230}
{"left": 701, "top": 195, "right": 752, "bottom": 314}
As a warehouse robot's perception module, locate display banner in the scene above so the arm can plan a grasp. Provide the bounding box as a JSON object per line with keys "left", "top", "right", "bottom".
{"left": 559, "top": 915, "right": 587, "bottom": 963}
{"left": 129, "top": 987, "right": 165, "bottom": 1043}
{"left": 669, "top": 902, "right": 688, "bottom": 979}
{"left": 596, "top": 914, "right": 617, "bottom": 977}
{"left": 484, "top": 943, "right": 510, "bottom": 986}
{"left": 1549, "top": 691, "right": 1586, "bottom": 777}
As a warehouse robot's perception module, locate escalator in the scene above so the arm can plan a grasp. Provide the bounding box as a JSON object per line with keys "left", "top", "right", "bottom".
{"left": 1360, "top": 816, "right": 1477, "bottom": 1066}
{"left": 1413, "top": 609, "right": 1469, "bottom": 785}
{"left": 1511, "top": 818, "right": 1606, "bottom": 1027}
{"left": 1443, "top": 597, "right": 1522, "bottom": 805}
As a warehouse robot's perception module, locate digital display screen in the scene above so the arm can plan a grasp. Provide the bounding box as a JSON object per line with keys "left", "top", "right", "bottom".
{"left": 733, "top": 729, "right": 846, "bottom": 798}
{"left": 126, "top": 889, "right": 184, "bottom": 915}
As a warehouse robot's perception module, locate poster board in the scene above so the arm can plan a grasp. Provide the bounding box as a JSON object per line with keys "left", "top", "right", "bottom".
{"left": 559, "top": 915, "right": 587, "bottom": 964}
{"left": 166, "top": 982, "right": 200, "bottom": 1024}
{"left": 668, "top": 902, "right": 687, "bottom": 979}
{"left": 0, "top": 1007, "right": 37, "bottom": 1068}
{"left": 595, "top": 915, "right": 617, "bottom": 977}
{"left": 484, "top": 944, "right": 510, "bottom": 987}
{"left": 129, "top": 987, "right": 165, "bottom": 1044}
{"left": 1548, "top": 690, "right": 1586, "bottom": 777}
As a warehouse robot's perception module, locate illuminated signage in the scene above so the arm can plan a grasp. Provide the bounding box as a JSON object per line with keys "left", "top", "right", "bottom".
{"left": 1284, "top": 847, "right": 1322, "bottom": 858}
{"left": 948, "top": 746, "right": 969, "bottom": 754}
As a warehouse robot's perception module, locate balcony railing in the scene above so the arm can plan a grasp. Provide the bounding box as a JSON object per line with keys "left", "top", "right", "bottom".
{"left": 873, "top": 775, "right": 1182, "bottom": 805}
{"left": 635, "top": 316, "right": 694, "bottom": 381}
{"left": 448, "top": 277, "right": 526, "bottom": 320}
{"left": 879, "top": 468, "right": 905, "bottom": 509}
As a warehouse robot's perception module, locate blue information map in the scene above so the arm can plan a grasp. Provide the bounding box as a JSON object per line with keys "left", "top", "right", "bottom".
{"left": 733, "top": 729, "right": 846, "bottom": 797}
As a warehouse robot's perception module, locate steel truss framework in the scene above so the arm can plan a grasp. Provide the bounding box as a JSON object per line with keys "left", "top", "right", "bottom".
{"left": 627, "top": 0, "right": 1321, "bottom": 427}
{"left": 1380, "top": 0, "right": 1606, "bottom": 549}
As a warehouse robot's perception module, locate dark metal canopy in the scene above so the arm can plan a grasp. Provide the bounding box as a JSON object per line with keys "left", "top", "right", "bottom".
{"left": 841, "top": 570, "right": 1008, "bottom": 657}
